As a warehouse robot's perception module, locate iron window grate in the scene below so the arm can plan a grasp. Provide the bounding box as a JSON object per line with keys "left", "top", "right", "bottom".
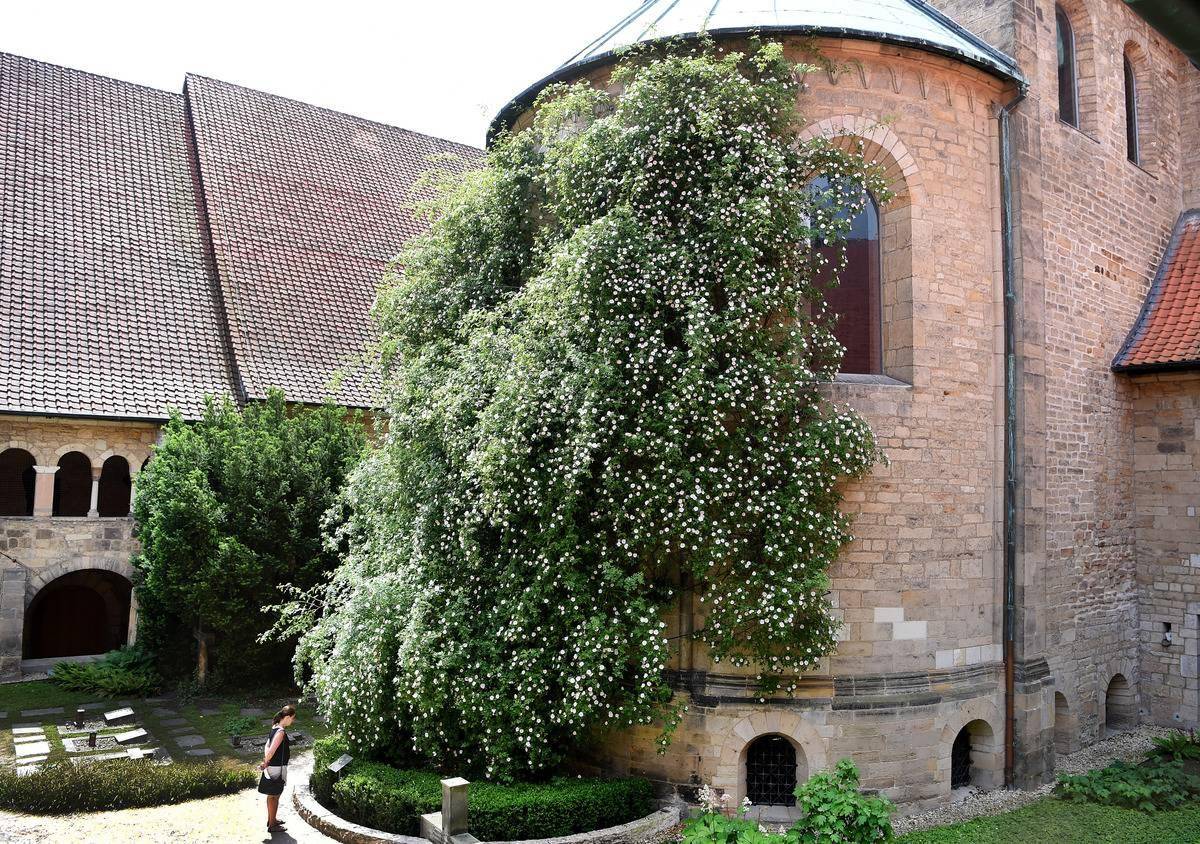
{"left": 746, "top": 735, "right": 797, "bottom": 806}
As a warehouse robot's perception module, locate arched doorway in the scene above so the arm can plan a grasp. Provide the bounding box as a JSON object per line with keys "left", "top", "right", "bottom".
{"left": 23, "top": 569, "right": 131, "bottom": 658}
{"left": 948, "top": 720, "right": 1001, "bottom": 792}
{"left": 745, "top": 734, "right": 800, "bottom": 807}
{"left": 0, "top": 448, "right": 36, "bottom": 516}
{"left": 1054, "top": 692, "right": 1073, "bottom": 755}
{"left": 1105, "top": 674, "right": 1136, "bottom": 734}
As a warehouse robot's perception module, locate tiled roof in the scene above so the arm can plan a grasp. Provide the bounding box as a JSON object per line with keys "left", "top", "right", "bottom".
{"left": 0, "top": 53, "right": 236, "bottom": 419}
{"left": 0, "top": 53, "right": 482, "bottom": 419}
{"left": 184, "top": 74, "right": 481, "bottom": 408}
{"left": 1113, "top": 209, "right": 1200, "bottom": 373}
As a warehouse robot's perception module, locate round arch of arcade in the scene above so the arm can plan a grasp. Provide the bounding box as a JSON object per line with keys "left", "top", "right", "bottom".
{"left": 715, "top": 711, "right": 829, "bottom": 805}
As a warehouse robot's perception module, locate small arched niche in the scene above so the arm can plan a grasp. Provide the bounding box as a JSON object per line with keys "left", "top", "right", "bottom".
{"left": 949, "top": 719, "right": 1001, "bottom": 792}
{"left": 1104, "top": 674, "right": 1136, "bottom": 734}
{"left": 1054, "top": 692, "right": 1074, "bottom": 755}
{"left": 743, "top": 733, "right": 806, "bottom": 808}
{"left": 0, "top": 448, "right": 36, "bottom": 516}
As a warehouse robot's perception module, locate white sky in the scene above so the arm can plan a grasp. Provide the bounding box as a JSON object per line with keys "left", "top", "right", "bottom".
{"left": 3, "top": 1, "right": 631, "bottom": 148}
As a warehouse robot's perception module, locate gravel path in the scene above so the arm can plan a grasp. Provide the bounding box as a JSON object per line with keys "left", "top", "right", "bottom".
{"left": 891, "top": 724, "right": 1174, "bottom": 836}
{"left": 0, "top": 752, "right": 334, "bottom": 843}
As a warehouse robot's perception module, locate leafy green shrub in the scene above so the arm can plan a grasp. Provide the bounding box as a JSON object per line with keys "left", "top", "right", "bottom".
{"left": 791, "top": 760, "right": 895, "bottom": 843}
{"left": 681, "top": 811, "right": 768, "bottom": 843}
{"left": 0, "top": 759, "right": 254, "bottom": 813}
{"left": 310, "top": 737, "right": 651, "bottom": 838}
{"left": 223, "top": 715, "right": 262, "bottom": 737}
{"left": 1055, "top": 759, "right": 1200, "bottom": 811}
{"left": 52, "top": 646, "right": 161, "bottom": 698}
{"left": 1150, "top": 729, "right": 1200, "bottom": 762}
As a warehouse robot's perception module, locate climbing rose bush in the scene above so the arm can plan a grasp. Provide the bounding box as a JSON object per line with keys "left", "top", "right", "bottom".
{"left": 291, "top": 42, "right": 885, "bottom": 781}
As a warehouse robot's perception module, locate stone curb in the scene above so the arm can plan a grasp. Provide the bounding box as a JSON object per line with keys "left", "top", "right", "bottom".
{"left": 293, "top": 784, "right": 680, "bottom": 844}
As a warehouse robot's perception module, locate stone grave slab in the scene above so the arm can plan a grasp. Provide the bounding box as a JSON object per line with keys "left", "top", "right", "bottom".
{"left": 15, "top": 741, "right": 50, "bottom": 758}
{"left": 115, "top": 728, "right": 149, "bottom": 745}
{"left": 12, "top": 726, "right": 44, "bottom": 736}
{"left": 20, "top": 706, "right": 64, "bottom": 717}
{"left": 198, "top": 706, "right": 221, "bottom": 716}
{"left": 169, "top": 726, "right": 193, "bottom": 735}
{"left": 104, "top": 707, "right": 135, "bottom": 726}
{"left": 14, "top": 733, "right": 47, "bottom": 744}
{"left": 151, "top": 708, "right": 177, "bottom": 717}
{"left": 17, "top": 763, "right": 44, "bottom": 777}
{"left": 239, "top": 707, "right": 265, "bottom": 717}
{"left": 161, "top": 718, "right": 188, "bottom": 727}
{"left": 186, "top": 748, "right": 215, "bottom": 757}
{"left": 67, "top": 735, "right": 119, "bottom": 753}
{"left": 0, "top": 711, "right": 8, "bottom": 720}
{"left": 71, "top": 750, "right": 128, "bottom": 764}
{"left": 174, "top": 735, "right": 206, "bottom": 748}
{"left": 79, "top": 702, "right": 108, "bottom": 711}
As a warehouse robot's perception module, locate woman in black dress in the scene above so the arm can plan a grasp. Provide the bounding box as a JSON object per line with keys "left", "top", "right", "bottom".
{"left": 260, "top": 705, "right": 296, "bottom": 833}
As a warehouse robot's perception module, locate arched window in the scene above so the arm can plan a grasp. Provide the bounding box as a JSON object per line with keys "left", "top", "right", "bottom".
{"left": 0, "top": 448, "right": 36, "bottom": 516}
{"left": 97, "top": 456, "right": 131, "bottom": 517}
{"left": 1123, "top": 54, "right": 1139, "bottom": 164}
{"left": 1056, "top": 6, "right": 1078, "bottom": 127}
{"left": 949, "top": 720, "right": 1001, "bottom": 791}
{"left": 53, "top": 451, "right": 92, "bottom": 517}
{"left": 809, "top": 177, "right": 882, "bottom": 375}
{"left": 745, "top": 734, "right": 798, "bottom": 807}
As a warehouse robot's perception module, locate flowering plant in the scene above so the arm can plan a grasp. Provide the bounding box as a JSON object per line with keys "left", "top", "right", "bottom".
{"left": 291, "top": 41, "right": 883, "bottom": 781}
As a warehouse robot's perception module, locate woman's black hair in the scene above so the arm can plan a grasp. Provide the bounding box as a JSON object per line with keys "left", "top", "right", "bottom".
{"left": 272, "top": 704, "right": 297, "bottom": 725}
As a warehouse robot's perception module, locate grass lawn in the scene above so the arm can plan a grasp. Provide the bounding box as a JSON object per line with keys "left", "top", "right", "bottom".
{"left": 0, "top": 679, "right": 327, "bottom": 768}
{"left": 898, "top": 797, "right": 1200, "bottom": 844}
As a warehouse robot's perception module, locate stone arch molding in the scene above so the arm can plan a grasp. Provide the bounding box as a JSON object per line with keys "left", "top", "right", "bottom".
{"left": 53, "top": 442, "right": 95, "bottom": 462}
{"left": 25, "top": 557, "right": 135, "bottom": 608}
{"left": 1, "top": 440, "right": 48, "bottom": 466}
{"left": 796, "top": 115, "right": 925, "bottom": 206}
{"left": 936, "top": 696, "right": 1004, "bottom": 747}
{"left": 714, "top": 710, "right": 828, "bottom": 800}
{"left": 97, "top": 448, "right": 146, "bottom": 473}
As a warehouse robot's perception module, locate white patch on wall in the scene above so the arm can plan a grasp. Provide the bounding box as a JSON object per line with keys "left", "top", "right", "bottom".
{"left": 935, "top": 643, "right": 1002, "bottom": 669}
{"left": 873, "top": 607, "right": 926, "bottom": 640}
{"left": 1189, "top": 554, "right": 1200, "bottom": 567}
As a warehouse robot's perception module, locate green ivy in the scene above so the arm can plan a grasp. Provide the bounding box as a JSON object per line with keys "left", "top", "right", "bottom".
{"left": 293, "top": 41, "right": 885, "bottom": 781}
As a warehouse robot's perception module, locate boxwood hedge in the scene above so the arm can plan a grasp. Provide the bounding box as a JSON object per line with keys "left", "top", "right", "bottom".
{"left": 311, "top": 736, "right": 653, "bottom": 838}
{"left": 0, "top": 758, "right": 255, "bottom": 814}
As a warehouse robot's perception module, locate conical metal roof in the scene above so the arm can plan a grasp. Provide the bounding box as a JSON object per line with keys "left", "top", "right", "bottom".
{"left": 491, "top": 0, "right": 1023, "bottom": 141}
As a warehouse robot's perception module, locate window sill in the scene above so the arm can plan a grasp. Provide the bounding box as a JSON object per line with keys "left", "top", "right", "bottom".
{"left": 831, "top": 372, "right": 911, "bottom": 388}
{"left": 1056, "top": 118, "right": 1099, "bottom": 144}
{"left": 1126, "top": 157, "right": 1157, "bottom": 179}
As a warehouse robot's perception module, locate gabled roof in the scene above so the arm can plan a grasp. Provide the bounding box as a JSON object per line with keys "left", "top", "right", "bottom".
{"left": 490, "top": 0, "right": 1023, "bottom": 141}
{"left": 0, "top": 52, "right": 236, "bottom": 420}
{"left": 0, "top": 52, "right": 483, "bottom": 421}
{"left": 184, "top": 74, "right": 481, "bottom": 408}
{"left": 1113, "top": 210, "right": 1200, "bottom": 373}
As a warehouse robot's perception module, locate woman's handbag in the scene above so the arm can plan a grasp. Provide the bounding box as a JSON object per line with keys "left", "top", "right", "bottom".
{"left": 257, "top": 768, "right": 285, "bottom": 796}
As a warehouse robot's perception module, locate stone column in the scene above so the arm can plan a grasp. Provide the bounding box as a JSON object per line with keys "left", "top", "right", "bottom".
{"left": 127, "top": 590, "right": 139, "bottom": 646}
{"left": 31, "top": 465, "right": 59, "bottom": 517}
{"left": 128, "top": 471, "right": 139, "bottom": 512}
{"left": 88, "top": 465, "right": 101, "bottom": 518}
{"left": 0, "top": 567, "right": 28, "bottom": 678}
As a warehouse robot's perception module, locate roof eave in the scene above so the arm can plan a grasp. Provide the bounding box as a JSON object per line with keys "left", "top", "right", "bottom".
{"left": 487, "top": 24, "right": 1025, "bottom": 145}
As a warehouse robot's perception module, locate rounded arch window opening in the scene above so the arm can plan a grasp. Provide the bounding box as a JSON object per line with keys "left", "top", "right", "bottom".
{"left": 1055, "top": 5, "right": 1079, "bottom": 127}
{"left": 806, "top": 176, "right": 882, "bottom": 376}
{"left": 745, "top": 734, "right": 798, "bottom": 807}
{"left": 97, "top": 456, "right": 131, "bottom": 517}
{"left": 0, "top": 448, "right": 36, "bottom": 516}
{"left": 53, "top": 451, "right": 91, "bottom": 517}
{"left": 23, "top": 569, "right": 132, "bottom": 659}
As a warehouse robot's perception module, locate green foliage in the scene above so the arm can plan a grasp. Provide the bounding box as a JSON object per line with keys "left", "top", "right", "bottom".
{"left": 223, "top": 715, "right": 262, "bottom": 737}
{"left": 51, "top": 646, "right": 161, "bottom": 698}
{"left": 1054, "top": 759, "right": 1200, "bottom": 811}
{"left": 684, "top": 760, "right": 893, "bottom": 843}
{"left": 897, "top": 796, "right": 1200, "bottom": 843}
{"left": 133, "top": 390, "right": 365, "bottom": 685}
{"left": 1150, "top": 729, "right": 1200, "bottom": 762}
{"left": 791, "top": 759, "right": 894, "bottom": 842}
{"left": 295, "top": 41, "right": 884, "bottom": 781}
{"left": 0, "top": 759, "right": 254, "bottom": 813}
{"left": 311, "top": 735, "right": 651, "bottom": 838}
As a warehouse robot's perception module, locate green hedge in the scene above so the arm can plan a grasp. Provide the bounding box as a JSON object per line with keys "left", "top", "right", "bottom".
{"left": 0, "top": 759, "right": 255, "bottom": 814}
{"left": 311, "top": 735, "right": 653, "bottom": 838}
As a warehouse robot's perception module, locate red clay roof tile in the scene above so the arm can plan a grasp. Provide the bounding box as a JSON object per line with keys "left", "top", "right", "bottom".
{"left": 1114, "top": 210, "right": 1200, "bottom": 373}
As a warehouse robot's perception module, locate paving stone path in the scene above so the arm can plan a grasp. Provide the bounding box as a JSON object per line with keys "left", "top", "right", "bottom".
{"left": 0, "top": 753, "right": 338, "bottom": 843}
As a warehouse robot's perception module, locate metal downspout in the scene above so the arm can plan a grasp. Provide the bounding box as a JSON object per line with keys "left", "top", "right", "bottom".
{"left": 998, "top": 85, "right": 1026, "bottom": 788}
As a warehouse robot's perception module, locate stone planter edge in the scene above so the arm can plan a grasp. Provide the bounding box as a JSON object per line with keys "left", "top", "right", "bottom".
{"left": 293, "top": 783, "right": 681, "bottom": 844}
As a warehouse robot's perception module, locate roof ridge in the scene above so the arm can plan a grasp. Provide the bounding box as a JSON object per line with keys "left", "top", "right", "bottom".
{"left": 0, "top": 50, "right": 179, "bottom": 98}
{"left": 183, "top": 72, "right": 483, "bottom": 154}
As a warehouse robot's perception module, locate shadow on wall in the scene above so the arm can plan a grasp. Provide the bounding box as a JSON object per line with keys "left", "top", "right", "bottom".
{"left": 22, "top": 569, "right": 131, "bottom": 659}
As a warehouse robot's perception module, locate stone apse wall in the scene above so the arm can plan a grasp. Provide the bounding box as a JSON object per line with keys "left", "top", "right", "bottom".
{"left": 0, "top": 416, "right": 158, "bottom": 676}
{"left": 549, "top": 37, "right": 1020, "bottom": 812}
